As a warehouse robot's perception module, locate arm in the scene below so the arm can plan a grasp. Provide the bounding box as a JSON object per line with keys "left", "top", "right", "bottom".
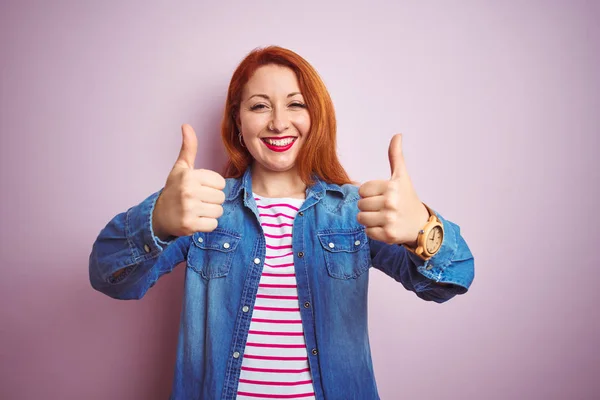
{"left": 369, "top": 211, "right": 474, "bottom": 303}
{"left": 88, "top": 190, "right": 190, "bottom": 300}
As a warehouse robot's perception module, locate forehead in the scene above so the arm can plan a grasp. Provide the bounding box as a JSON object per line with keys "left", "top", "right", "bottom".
{"left": 243, "top": 64, "right": 300, "bottom": 97}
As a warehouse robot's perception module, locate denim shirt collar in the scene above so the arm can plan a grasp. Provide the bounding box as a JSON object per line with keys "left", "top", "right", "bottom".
{"left": 226, "top": 166, "right": 344, "bottom": 202}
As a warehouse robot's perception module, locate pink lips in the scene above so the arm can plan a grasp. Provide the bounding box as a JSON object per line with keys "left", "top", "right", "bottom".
{"left": 261, "top": 137, "right": 297, "bottom": 152}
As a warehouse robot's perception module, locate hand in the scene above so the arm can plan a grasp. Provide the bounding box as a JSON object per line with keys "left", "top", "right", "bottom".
{"left": 357, "top": 134, "right": 430, "bottom": 246}
{"left": 152, "top": 124, "right": 226, "bottom": 240}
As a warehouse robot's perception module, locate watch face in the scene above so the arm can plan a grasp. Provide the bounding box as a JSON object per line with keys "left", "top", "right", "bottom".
{"left": 426, "top": 226, "right": 443, "bottom": 254}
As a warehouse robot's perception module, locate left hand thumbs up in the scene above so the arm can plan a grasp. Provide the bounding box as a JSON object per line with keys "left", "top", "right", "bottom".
{"left": 357, "top": 134, "right": 430, "bottom": 246}
{"left": 388, "top": 133, "right": 407, "bottom": 180}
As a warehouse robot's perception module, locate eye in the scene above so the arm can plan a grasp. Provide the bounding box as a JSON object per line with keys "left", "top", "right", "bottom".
{"left": 250, "top": 104, "right": 268, "bottom": 111}
{"left": 289, "top": 102, "right": 307, "bottom": 109}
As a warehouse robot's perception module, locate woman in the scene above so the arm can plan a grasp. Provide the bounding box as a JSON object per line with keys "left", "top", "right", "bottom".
{"left": 89, "top": 46, "right": 475, "bottom": 400}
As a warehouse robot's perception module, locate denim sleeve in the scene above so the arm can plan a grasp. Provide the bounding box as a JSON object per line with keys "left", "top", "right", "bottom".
{"left": 88, "top": 190, "right": 191, "bottom": 300}
{"left": 369, "top": 210, "right": 475, "bottom": 303}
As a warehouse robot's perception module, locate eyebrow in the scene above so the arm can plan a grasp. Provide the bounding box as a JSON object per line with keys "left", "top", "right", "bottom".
{"left": 247, "top": 92, "right": 302, "bottom": 101}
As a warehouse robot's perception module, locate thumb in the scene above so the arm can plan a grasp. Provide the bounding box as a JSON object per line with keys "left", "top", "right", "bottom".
{"left": 388, "top": 133, "right": 406, "bottom": 179}
{"left": 174, "top": 124, "right": 198, "bottom": 169}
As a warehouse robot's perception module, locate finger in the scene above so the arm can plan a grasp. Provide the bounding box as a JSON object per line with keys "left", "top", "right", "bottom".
{"left": 191, "top": 169, "right": 227, "bottom": 190}
{"left": 388, "top": 133, "right": 406, "bottom": 180}
{"left": 356, "top": 211, "right": 386, "bottom": 227}
{"left": 193, "top": 217, "right": 219, "bottom": 233}
{"left": 365, "top": 226, "right": 387, "bottom": 242}
{"left": 198, "top": 186, "right": 226, "bottom": 204}
{"left": 195, "top": 203, "right": 223, "bottom": 219}
{"left": 174, "top": 124, "right": 198, "bottom": 169}
{"left": 357, "top": 195, "right": 385, "bottom": 212}
{"left": 358, "top": 180, "right": 388, "bottom": 198}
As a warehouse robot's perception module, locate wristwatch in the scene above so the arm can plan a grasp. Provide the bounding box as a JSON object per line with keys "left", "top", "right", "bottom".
{"left": 403, "top": 203, "right": 444, "bottom": 260}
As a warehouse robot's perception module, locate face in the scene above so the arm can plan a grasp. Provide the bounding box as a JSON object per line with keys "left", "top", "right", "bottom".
{"left": 237, "top": 64, "right": 311, "bottom": 174}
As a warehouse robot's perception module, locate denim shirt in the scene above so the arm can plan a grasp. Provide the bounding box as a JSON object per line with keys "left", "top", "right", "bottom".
{"left": 89, "top": 168, "right": 475, "bottom": 400}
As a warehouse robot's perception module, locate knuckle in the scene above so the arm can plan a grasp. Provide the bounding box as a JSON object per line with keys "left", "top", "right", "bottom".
{"left": 383, "top": 225, "right": 395, "bottom": 237}
{"left": 180, "top": 187, "right": 193, "bottom": 200}
{"left": 179, "top": 217, "right": 192, "bottom": 232}
{"left": 384, "top": 197, "right": 397, "bottom": 210}
{"left": 384, "top": 212, "right": 395, "bottom": 225}
{"left": 357, "top": 199, "right": 365, "bottom": 211}
{"left": 179, "top": 169, "right": 192, "bottom": 184}
{"left": 358, "top": 182, "right": 372, "bottom": 197}
{"left": 196, "top": 217, "right": 218, "bottom": 233}
{"left": 205, "top": 218, "right": 218, "bottom": 232}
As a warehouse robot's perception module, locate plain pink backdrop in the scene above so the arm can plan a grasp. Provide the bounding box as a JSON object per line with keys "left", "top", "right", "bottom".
{"left": 1, "top": 1, "right": 599, "bottom": 399}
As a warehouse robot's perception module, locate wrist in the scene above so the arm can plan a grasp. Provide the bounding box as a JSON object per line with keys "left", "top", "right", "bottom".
{"left": 151, "top": 196, "right": 171, "bottom": 242}
{"left": 402, "top": 202, "right": 430, "bottom": 248}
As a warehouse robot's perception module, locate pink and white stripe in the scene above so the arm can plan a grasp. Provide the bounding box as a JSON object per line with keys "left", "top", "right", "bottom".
{"left": 236, "top": 195, "right": 315, "bottom": 400}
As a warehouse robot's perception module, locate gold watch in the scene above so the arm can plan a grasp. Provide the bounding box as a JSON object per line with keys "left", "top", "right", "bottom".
{"left": 403, "top": 203, "right": 444, "bottom": 260}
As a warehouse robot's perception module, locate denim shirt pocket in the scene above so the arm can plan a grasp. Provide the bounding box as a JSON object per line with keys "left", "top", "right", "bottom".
{"left": 317, "top": 228, "right": 371, "bottom": 279}
{"left": 187, "top": 229, "right": 241, "bottom": 279}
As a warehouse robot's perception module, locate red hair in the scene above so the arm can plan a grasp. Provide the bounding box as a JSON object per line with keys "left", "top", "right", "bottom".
{"left": 221, "top": 46, "right": 351, "bottom": 186}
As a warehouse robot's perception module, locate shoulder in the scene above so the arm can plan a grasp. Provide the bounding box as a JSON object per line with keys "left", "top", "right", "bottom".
{"left": 338, "top": 183, "right": 361, "bottom": 202}
{"left": 323, "top": 182, "right": 361, "bottom": 204}
{"left": 223, "top": 176, "right": 243, "bottom": 201}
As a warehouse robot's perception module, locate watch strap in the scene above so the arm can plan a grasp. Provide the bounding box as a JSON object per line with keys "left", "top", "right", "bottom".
{"left": 403, "top": 203, "right": 441, "bottom": 260}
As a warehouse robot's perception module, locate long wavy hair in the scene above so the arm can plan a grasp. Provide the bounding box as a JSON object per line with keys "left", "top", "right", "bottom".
{"left": 221, "top": 46, "right": 351, "bottom": 186}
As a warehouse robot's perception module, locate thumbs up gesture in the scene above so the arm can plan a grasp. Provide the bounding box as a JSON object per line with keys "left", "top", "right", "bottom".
{"left": 152, "top": 124, "right": 226, "bottom": 240}
{"left": 357, "top": 134, "right": 430, "bottom": 246}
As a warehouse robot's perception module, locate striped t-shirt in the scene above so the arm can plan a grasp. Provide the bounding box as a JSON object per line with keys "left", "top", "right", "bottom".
{"left": 236, "top": 194, "right": 315, "bottom": 400}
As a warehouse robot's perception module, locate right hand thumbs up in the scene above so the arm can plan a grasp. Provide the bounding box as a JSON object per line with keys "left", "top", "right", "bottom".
{"left": 152, "top": 124, "right": 227, "bottom": 240}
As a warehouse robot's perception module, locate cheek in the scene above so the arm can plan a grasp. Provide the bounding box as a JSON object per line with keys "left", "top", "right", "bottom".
{"left": 241, "top": 114, "right": 267, "bottom": 136}
{"left": 296, "top": 113, "right": 311, "bottom": 135}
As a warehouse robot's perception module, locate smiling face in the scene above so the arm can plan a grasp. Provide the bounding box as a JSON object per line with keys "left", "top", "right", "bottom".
{"left": 237, "top": 64, "right": 311, "bottom": 174}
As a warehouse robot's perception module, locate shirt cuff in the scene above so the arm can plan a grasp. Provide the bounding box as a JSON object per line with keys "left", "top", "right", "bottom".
{"left": 405, "top": 209, "right": 470, "bottom": 289}
{"left": 126, "top": 190, "right": 173, "bottom": 259}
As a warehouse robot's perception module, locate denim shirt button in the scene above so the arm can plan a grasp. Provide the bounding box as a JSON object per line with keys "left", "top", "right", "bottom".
{"left": 233, "top": 351, "right": 240, "bottom": 359}
{"left": 242, "top": 306, "right": 250, "bottom": 313}
{"left": 354, "top": 240, "right": 361, "bottom": 246}
{"left": 254, "top": 258, "right": 261, "bottom": 264}
{"left": 299, "top": 211, "right": 304, "bottom": 216}
{"left": 143, "top": 244, "right": 151, "bottom": 253}
{"left": 298, "top": 252, "right": 304, "bottom": 258}
{"left": 223, "top": 242, "right": 230, "bottom": 249}
{"left": 328, "top": 242, "right": 335, "bottom": 249}
{"left": 426, "top": 264, "right": 434, "bottom": 270}
{"left": 311, "top": 348, "right": 318, "bottom": 356}
{"left": 304, "top": 302, "right": 311, "bottom": 308}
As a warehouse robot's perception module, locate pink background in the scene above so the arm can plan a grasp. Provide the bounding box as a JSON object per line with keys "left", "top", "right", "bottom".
{"left": 1, "top": 1, "right": 599, "bottom": 399}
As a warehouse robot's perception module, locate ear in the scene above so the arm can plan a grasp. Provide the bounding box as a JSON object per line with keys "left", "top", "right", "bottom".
{"left": 234, "top": 112, "right": 241, "bottom": 132}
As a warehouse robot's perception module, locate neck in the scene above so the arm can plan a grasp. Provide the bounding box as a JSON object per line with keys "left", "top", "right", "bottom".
{"left": 251, "top": 163, "right": 307, "bottom": 199}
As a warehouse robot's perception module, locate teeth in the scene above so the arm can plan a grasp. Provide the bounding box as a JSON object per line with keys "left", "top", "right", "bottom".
{"left": 264, "top": 137, "right": 295, "bottom": 146}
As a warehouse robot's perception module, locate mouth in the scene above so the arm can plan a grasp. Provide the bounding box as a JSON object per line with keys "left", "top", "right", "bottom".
{"left": 261, "top": 136, "right": 297, "bottom": 152}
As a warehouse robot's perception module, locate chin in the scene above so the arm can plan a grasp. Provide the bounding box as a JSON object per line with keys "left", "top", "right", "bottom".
{"left": 257, "top": 159, "right": 297, "bottom": 173}
{"left": 268, "top": 163, "right": 297, "bottom": 173}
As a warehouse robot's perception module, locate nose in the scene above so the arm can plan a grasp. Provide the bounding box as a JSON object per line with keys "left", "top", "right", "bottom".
{"left": 269, "top": 108, "right": 290, "bottom": 133}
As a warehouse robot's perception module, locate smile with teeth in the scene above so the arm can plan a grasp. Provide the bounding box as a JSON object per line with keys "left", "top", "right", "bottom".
{"left": 262, "top": 137, "right": 297, "bottom": 146}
